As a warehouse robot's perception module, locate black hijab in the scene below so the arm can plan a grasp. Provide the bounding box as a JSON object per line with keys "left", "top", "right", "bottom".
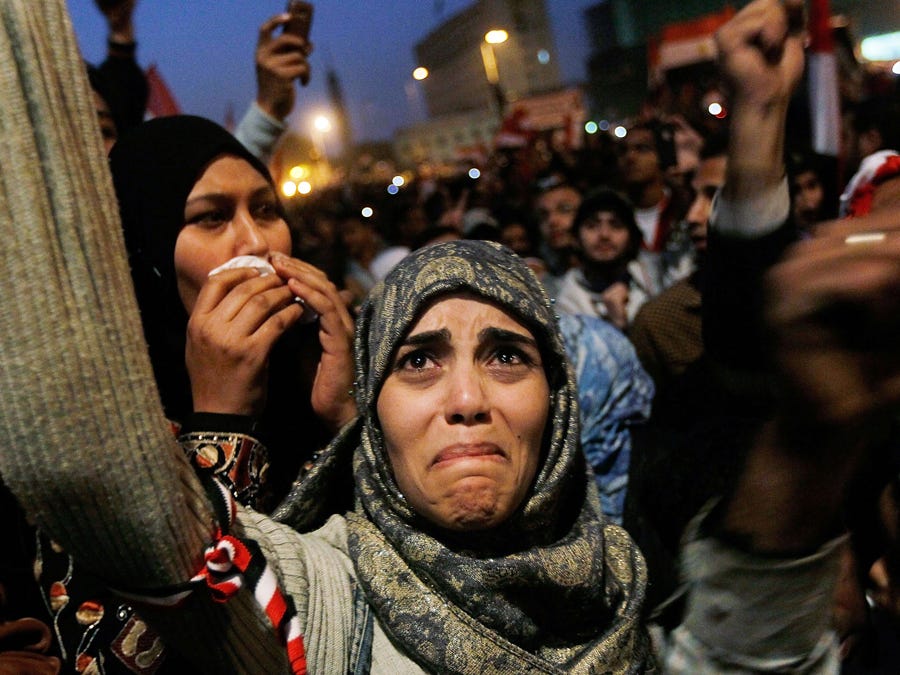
{"left": 109, "top": 115, "right": 329, "bottom": 501}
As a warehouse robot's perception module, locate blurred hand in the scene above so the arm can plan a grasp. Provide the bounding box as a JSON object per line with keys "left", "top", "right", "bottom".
{"left": 600, "top": 282, "right": 629, "bottom": 330}
{"left": 271, "top": 253, "right": 357, "bottom": 430}
{"left": 765, "top": 208, "right": 900, "bottom": 428}
{"left": 715, "top": 0, "right": 805, "bottom": 109}
{"left": 255, "top": 13, "right": 313, "bottom": 120}
{"left": 186, "top": 268, "right": 302, "bottom": 416}
{"left": 95, "top": 0, "right": 137, "bottom": 39}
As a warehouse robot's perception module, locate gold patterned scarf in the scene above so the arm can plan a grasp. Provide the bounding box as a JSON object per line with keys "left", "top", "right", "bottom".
{"left": 344, "top": 241, "right": 652, "bottom": 673}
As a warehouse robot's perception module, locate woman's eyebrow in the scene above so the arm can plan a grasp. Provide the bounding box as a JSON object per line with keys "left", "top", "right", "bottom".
{"left": 400, "top": 328, "right": 450, "bottom": 347}
{"left": 250, "top": 185, "right": 277, "bottom": 201}
{"left": 478, "top": 327, "right": 537, "bottom": 348}
{"left": 184, "top": 192, "right": 228, "bottom": 208}
{"left": 185, "top": 185, "right": 274, "bottom": 208}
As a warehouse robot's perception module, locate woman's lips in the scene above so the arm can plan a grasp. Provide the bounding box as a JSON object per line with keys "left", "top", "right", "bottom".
{"left": 432, "top": 443, "right": 504, "bottom": 467}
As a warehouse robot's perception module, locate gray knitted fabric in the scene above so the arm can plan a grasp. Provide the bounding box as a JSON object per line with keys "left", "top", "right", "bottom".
{"left": 0, "top": 2, "right": 286, "bottom": 671}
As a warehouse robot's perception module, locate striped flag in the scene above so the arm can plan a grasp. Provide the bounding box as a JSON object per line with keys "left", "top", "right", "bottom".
{"left": 807, "top": 0, "right": 840, "bottom": 157}
{"left": 647, "top": 7, "right": 736, "bottom": 85}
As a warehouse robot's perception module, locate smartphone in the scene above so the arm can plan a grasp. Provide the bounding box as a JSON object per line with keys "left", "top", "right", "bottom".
{"left": 284, "top": 1, "right": 314, "bottom": 42}
{"left": 284, "top": 0, "right": 313, "bottom": 84}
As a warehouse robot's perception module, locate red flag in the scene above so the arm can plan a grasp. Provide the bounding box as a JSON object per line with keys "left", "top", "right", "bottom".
{"left": 145, "top": 64, "right": 181, "bottom": 118}
{"left": 807, "top": 0, "right": 840, "bottom": 156}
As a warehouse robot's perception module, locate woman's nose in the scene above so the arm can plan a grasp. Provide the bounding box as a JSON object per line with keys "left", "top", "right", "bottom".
{"left": 444, "top": 365, "right": 490, "bottom": 425}
{"left": 233, "top": 209, "right": 268, "bottom": 257}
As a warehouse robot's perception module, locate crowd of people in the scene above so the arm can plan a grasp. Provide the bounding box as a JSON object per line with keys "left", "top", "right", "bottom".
{"left": 1, "top": 0, "right": 900, "bottom": 672}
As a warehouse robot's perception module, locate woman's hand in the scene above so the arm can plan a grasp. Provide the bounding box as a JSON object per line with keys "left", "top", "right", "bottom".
{"left": 271, "top": 253, "right": 357, "bottom": 430}
{"left": 186, "top": 268, "right": 303, "bottom": 416}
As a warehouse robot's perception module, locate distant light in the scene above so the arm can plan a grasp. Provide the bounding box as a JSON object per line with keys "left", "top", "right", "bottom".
{"left": 387, "top": 184, "right": 399, "bottom": 195}
{"left": 894, "top": 60, "right": 900, "bottom": 75}
{"left": 584, "top": 121, "right": 599, "bottom": 134}
{"left": 484, "top": 29, "right": 509, "bottom": 45}
{"left": 598, "top": 120, "right": 610, "bottom": 131}
{"left": 614, "top": 125, "right": 627, "bottom": 138}
{"left": 313, "top": 115, "right": 332, "bottom": 133}
{"left": 861, "top": 32, "right": 900, "bottom": 61}
{"left": 298, "top": 181, "right": 312, "bottom": 195}
{"left": 361, "top": 206, "right": 374, "bottom": 218}
{"left": 413, "top": 66, "right": 429, "bottom": 81}
{"left": 289, "top": 165, "right": 309, "bottom": 180}
{"left": 707, "top": 102, "right": 723, "bottom": 116}
{"left": 537, "top": 49, "right": 550, "bottom": 64}
{"left": 468, "top": 167, "right": 481, "bottom": 179}
{"left": 281, "top": 181, "right": 297, "bottom": 198}
{"left": 392, "top": 175, "right": 405, "bottom": 187}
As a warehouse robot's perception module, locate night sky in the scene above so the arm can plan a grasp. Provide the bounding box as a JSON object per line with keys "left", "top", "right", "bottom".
{"left": 67, "top": 0, "right": 599, "bottom": 143}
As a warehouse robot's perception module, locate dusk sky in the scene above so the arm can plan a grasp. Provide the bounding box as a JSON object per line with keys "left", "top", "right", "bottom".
{"left": 67, "top": 0, "right": 599, "bottom": 144}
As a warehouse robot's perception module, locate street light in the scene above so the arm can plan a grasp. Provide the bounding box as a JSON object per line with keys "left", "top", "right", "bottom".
{"left": 480, "top": 29, "right": 508, "bottom": 118}
{"left": 484, "top": 29, "right": 508, "bottom": 45}
{"left": 408, "top": 67, "right": 430, "bottom": 122}
{"left": 313, "top": 115, "right": 332, "bottom": 134}
{"left": 310, "top": 114, "right": 333, "bottom": 184}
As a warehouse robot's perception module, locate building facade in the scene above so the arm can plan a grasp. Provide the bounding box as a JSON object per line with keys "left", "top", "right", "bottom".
{"left": 394, "top": 0, "right": 574, "bottom": 167}
{"left": 414, "top": 0, "right": 563, "bottom": 118}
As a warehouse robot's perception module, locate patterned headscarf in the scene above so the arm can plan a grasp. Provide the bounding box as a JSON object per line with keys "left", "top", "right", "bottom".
{"left": 341, "top": 241, "right": 651, "bottom": 673}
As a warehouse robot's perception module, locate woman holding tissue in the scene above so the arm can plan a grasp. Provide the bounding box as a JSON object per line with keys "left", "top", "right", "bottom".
{"left": 109, "top": 114, "right": 356, "bottom": 510}
{"left": 12, "top": 115, "right": 355, "bottom": 675}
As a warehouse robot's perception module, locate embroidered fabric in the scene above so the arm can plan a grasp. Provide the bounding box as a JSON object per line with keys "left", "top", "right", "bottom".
{"left": 179, "top": 431, "right": 269, "bottom": 510}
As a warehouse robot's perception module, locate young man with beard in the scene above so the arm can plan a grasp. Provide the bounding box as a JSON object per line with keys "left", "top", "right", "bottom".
{"left": 554, "top": 189, "right": 659, "bottom": 330}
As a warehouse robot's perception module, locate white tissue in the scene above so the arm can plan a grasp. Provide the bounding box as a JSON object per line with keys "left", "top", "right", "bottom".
{"left": 207, "top": 254, "right": 319, "bottom": 324}
{"left": 208, "top": 255, "right": 275, "bottom": 277}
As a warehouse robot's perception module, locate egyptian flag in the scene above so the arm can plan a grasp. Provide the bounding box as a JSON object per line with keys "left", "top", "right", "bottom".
{"left": 647, "top": 7, "right": 736, "bottom": 85}
{"left": 145, "top": 64, "right": 181, "bottom": 118}
{"left": 807, "top": 0, "right": 840, "bottom": 157}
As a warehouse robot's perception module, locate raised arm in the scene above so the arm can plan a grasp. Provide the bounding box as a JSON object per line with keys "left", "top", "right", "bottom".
{"left": 235, "top": 13, "right": 312, "bottom": 162}
{"left": 704, "top": 0, "right": 805, "bottom": 372}
{"left": 93, "top": 0, "right": 147, "bottom": 133}
{"left": 715, "top": 0, "right": 805, "bottom": 212}
{"left": 0, "top": 2, "right": 289, "bottom": 670}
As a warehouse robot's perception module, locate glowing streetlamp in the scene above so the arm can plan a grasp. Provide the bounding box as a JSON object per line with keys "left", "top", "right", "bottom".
{"left": 407, "top": 67, "right": 430, "bottom": 122}
{"left": 310, "top": 114, "right": 334, "bottom": 184}
{"left": 481, "top": 29, "right": 508, "bottom": 117}
{"left": 311, "top": 114, "right": 332, "bottom": 158}
{"left": 313, "top": 115, "right": 332, "bottom": 134}
{"left": 484, "top": 29, "right": 508, "bottom": 45}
